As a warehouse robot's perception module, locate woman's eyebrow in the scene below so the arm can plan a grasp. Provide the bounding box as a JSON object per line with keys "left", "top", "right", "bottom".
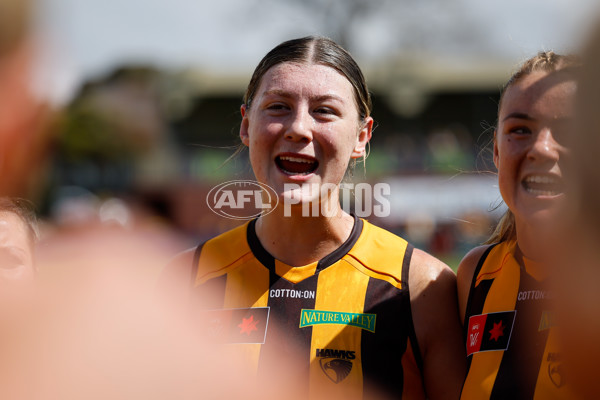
{"left": 261, "top": 90, "right": 345, "bottom": 103}
{"left": 502, "top": 112, "right": 534, "bottom": 122}
{"left": 312, "top": 94, "right": 345, "bottom": 103}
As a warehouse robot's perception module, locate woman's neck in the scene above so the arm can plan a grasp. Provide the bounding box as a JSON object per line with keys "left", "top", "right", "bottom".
{"left": 255, "top": 205, "right": 355, "bottom": 267}
{"left": 514, "top": 219, "right": 551, "bottom": 263}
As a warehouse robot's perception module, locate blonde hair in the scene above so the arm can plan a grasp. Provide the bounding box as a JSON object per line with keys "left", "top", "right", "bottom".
{"left": 486, "top": 51, "right": 579, "bottom": 244}
{"left": 0, "top": 0, "right": 30, "bottom": 57}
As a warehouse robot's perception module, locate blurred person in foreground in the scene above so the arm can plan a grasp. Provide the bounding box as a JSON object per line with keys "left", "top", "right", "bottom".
{"left": 162, "top": 36, "right": 465, "bottom": 399}
{"left": 457, "top": 52, "right": 578, "bottom": 399}
{"left": 552, "top": 21, "right": 600, "bottom": 399}
{"left": 0, "top": 0, "right": 50, "bottom": 198}
{"left": 0, "top": 197, "right": 37, "bottom": 316}
{"left": 0, "top": 1, "right": 315, "bottom": 399}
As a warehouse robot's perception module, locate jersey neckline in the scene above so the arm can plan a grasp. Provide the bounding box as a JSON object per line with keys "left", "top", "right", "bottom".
{"left": 246, "top": 214, "right": 364, "bottom": 277}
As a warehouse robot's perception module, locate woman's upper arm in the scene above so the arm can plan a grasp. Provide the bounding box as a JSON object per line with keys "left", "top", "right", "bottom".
{"left": 409, "top": 249, "right": 466, "bottom": 400}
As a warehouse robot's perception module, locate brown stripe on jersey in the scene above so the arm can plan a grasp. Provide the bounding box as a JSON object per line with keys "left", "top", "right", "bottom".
{"left": 464, "top": 244, "right": 499, "bottom": 330}
{"left": 192, "top": 241, "right": 204, "bottom": 286}
{"left": 464, "top": 244, "right": 497, "bottom": 373}
{"left": 246, "top": 218, "right": 318, "bottom": 391}
{"left": 192, "top": 241, "right": 227, "bottom": 309}
{"left": 490, "top": 270, "right": 550, "bottom": 400}
{"left": 193, "top": 274, "right": 227, "bottom": 309}
{"left": 316, "top": 215, "right": 363, "bottom": 272}
{"left": 402, "top": 245, "right": 423, "bottom": 375}
{"left": 257, "top": 271, "right": 318, "bottom": 392}
{"left": 360, "top": 244, "right": 415, "bottom": 398}
{"left": 246, "top": 219, "right": 274, "bottom": 271}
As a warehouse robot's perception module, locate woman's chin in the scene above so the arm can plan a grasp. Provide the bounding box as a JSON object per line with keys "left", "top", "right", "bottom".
{"left": 277, "top": 191, "right": 319, "bottom": 216}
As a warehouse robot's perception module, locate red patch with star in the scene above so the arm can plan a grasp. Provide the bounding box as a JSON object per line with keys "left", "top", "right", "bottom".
{"left": 199, "top": 307, "right": 270, "bottom": 344}
{"left": 466, "top": 311, "right": 516, "bottom": 356}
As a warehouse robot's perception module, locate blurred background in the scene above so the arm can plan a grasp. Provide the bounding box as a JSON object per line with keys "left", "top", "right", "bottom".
{"left": 24, "top": 0, "right": 600, "bottom": 268}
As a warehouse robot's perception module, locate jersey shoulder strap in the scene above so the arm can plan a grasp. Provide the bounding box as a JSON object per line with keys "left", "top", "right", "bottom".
{"left": 192, "top": 221, "right": 253, "bottom": 286}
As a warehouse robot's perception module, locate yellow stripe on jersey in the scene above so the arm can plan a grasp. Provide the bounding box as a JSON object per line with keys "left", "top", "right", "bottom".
{"left": 308, "top": 258, "right": 370, "bottom": 399}
{"left": 220, "top": 257, "right": 270, "bottom": 375}
{"left": 461, "top": 241, "right": 520, "bottom": 400}
{"left": 275, "top": 260, "right": 318, "bottom": 283}
{"left": 533, "top": 324, "right": 570, "bottom": 399}
{"left": 194, "top": 222, "right": 268, "bottom": 376}
{"left": 346, "top": 221, "right": 407, "bottom": 290}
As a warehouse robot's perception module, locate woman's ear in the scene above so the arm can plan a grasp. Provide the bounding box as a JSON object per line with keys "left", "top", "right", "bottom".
{"left": 239, "top": 104, "right": 250, "bottom": 147}
{"left": 493, "top": 130, "right": 499, "bottom": 169}
{"left": 351, "top": 117, "right": 373, "bottom": 158}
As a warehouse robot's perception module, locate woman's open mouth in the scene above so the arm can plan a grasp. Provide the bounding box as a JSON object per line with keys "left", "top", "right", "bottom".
{"left": 522, "top": 175, "right": 563, "bottom": 196}
{"left": 275, "top": 154, "right": 319, "bottom": 176}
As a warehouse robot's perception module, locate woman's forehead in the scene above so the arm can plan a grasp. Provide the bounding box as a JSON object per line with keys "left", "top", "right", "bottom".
{"left": 257, "top": 62, "right": 353, "bottom": 96}
{"left": 500, "top": 70, "right": 576, "bottom": 116}
{"left": 0, "top": 212, "right": 31, "bottom": 248}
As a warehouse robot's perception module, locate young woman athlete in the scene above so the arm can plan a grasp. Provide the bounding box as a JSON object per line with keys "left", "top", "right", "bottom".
{"left": 457, "top": 52, "right": 578, "bottom": 399}
{"left": 163, "top": 36, "right": 465, "bottom": 399}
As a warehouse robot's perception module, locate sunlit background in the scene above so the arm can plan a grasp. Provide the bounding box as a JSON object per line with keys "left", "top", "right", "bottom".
{"left": 26, "top": 0, "right": 600, "bottom": 267}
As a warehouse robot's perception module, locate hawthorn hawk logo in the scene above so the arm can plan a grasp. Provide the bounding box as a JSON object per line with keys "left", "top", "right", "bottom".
{"left": 315, "top": 348, "right": 355, "bottom": 383}
{"left": 320, "top": 359, "right": 353, "bottom": 383}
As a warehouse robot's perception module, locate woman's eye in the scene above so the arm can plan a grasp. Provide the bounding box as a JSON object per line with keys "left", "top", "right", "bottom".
{"left": 0, "top": 253, "right": 24, "bottom": 270}
{"left": 266, "top": 103, "right": 288, "bottom": 111}
{"left": 509, "top": 126, "right": 531, "bottom": 135}
{"left": 314, "top": 107, "right": 336, "bottom": 116}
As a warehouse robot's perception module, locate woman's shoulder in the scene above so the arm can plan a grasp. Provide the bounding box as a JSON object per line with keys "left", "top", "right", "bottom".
{"left": 458, "top": 241, "right": 516, "bottom": 284}
{"left": 457, "top": 245, "right": 495, "bottom": 288}
{"left": 408, "top": 248, "right": 456, "bottom": 298}
{"left": 456, "top": 243, "right": 506, "bottom": 323}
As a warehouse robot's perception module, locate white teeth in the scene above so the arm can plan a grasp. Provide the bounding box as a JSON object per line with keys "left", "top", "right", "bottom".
{"left": 279, "top": 156, "right": 315, "bottom": 164}
{"left": 525, "top": 187, "right": 560, "bottom": 196}
{"left": 524, "top": 175, "right": 557, "bottom": 184}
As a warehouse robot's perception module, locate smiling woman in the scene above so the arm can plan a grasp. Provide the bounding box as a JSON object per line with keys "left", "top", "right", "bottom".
{"left": 161, "top": 36, "right": 466, "bottom": 400}
{"left": 457, "top": 52, "right": 579, "bottom": 399}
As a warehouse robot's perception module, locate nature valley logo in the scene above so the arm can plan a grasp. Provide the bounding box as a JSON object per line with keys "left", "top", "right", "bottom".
{"left": 299, "top": 309, "right": 376, "bottom": 333}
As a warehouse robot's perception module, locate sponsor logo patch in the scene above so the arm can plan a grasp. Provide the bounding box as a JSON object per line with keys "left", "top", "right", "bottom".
{"left": 466, "top": 311, "right": 516, "bottom": 356}
{"left": 199, "top": 307, "right": 270, "bottom": 344}
{"left": 269, "top": 289, "right": 316, "bottom": 299}
{"left": 316, "top": 348, "right": 355, "bottom": 383}
{"left": 299, "top": 309, "right": 376, "bottom": 332}
{"left": 517, "top": 290, "right": 553, "bottom": 301}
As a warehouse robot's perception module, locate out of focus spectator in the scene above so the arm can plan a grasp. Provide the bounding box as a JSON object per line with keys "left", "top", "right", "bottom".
{"left": 553, "top": 19, "right": 600, "bottom": 399}
{"left": 0, "top": 0, "right": 51, "bottom": 198}
{"left": 0, "top": 197, "right": 37, "bottom": 318}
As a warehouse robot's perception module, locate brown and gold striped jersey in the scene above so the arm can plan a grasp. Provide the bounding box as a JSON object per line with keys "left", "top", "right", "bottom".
{"left": 191, "top": 216, "right": 425, "bottom": 399}
{"left": 461, "top": 240, "right": 568, "bottom": 400}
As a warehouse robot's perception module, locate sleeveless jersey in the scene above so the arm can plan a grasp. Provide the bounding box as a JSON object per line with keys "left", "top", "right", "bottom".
{"left": 461, "top": 240, "right": 567, "bottom": 400}
{"left": 190, "top": 216, "right": 425, "bottom": 399}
